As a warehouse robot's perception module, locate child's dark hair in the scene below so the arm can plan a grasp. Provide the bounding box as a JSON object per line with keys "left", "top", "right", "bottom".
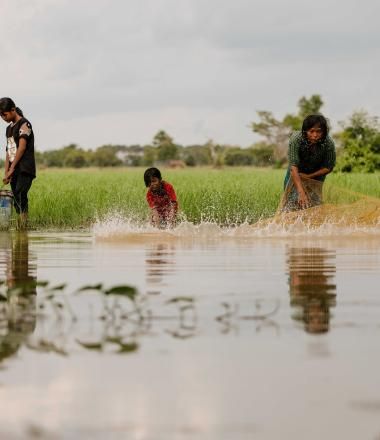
{"left": 144, "top": 167, "right": 162, "bottom": 187}
{"left": 302, "top": 114, "right": 329, "bottom": 141}
{"left": 0, "top": 97, "right": 24, "bottom": 117}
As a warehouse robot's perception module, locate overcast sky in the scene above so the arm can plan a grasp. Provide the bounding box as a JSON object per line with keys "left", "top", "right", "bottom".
{"left": 0, "top": 0, "right": 379, "bottom": 151}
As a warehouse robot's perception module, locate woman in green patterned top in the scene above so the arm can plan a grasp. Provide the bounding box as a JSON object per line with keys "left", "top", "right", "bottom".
{"left": 283, "top": 114, "right": 336, "bottom": 210}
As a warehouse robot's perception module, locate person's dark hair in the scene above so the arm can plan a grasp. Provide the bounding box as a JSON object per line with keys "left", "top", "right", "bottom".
{"left": 144, "top": 167, "right": 162, "bottom": 187}
{"left": 0, "top": 97, "right": 23, "bottom": 117}
{"left": 302, "top": 114, "right": 329, "bottom": 141}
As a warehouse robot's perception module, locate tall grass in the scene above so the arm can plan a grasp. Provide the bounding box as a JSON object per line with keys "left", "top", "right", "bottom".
{"left": 24, "top": 168, "right": 380, "bottom": 229}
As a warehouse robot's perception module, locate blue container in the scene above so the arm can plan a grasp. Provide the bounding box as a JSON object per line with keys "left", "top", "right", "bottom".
{"left": 0, "top": 190, "right": 13, "bottom": 228}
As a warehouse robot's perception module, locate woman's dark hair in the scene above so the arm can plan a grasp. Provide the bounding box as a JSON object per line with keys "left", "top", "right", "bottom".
{"left": 302, "top": 114, "right": 329, "bottom": 141}
{"left": 0, "top": 97, "right": 23, "bottom": 117}
{"left": 144, "top": 167, "right": 162, "bottom": 187}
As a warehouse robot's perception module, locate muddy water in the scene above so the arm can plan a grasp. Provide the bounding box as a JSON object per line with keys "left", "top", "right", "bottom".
{"left": 0, "top": 228, "right": 380, "bottom": 440}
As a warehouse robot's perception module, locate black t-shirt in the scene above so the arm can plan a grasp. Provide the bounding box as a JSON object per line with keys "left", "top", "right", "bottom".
{"left": 6, "top": 117, "right": 36, "bottom": 178}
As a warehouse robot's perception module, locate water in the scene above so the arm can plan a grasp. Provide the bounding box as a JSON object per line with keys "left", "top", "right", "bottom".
{"left": 0, "top": 190, "right": 13, "bottom": 228}
{"left": 0, "top": 224, "right": 380, "bottom": 440}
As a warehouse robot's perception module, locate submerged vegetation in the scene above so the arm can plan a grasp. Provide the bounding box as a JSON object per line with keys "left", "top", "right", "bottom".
{"left": 17, "top": 168, "right": 380, "bottom": 229}
{"left": 0, "top": 278, "right": 281, "bottom": 361}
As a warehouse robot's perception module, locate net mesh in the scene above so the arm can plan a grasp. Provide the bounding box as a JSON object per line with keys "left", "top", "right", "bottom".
{"left": 274, "top": 176, "right": 380, "bottom": 228}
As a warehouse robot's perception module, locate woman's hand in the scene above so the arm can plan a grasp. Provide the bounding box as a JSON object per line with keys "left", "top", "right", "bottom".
{"left": 298, "top": 190, "right": 310, "bottom": 209}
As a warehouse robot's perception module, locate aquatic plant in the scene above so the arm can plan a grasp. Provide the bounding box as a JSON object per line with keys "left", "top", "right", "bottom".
{"left": 0, "top": 280, "right": 280, "bottom": 361}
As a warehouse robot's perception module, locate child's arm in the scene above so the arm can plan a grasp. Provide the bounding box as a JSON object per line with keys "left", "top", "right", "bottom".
{"left": 151, "top": 208, "right": 162, "bottom": 227}
{"left": 164, "top": 183, "right": 178, "bottom": 225}
{"left": 165, "top": 183, "right": 178, "bottom": 210}
{"left": 146, "top": 190, "right": 161, "bottom": 226}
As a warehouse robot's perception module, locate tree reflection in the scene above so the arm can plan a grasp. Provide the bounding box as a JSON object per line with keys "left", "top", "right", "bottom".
{"left": 0, "top": 232, "right": 37, "bottom": 363}
{"left": 287, "top": 247, "right": 336, "bottom": 334}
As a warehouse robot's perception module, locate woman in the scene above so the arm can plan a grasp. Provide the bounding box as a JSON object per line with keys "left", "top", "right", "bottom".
{"left": 283, "top": 114, "right": 336, "bottom": 211}
{"left": 0, "top": 97, "right": 36, "bottom": 229}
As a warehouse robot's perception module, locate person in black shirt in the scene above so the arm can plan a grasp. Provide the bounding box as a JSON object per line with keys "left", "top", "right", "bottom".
{"left": 0, "top": 98, "right": 36, "bottom": 229}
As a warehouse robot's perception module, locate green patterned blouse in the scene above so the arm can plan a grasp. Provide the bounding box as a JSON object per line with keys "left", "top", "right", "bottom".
{"left": 288, "top": 131, "right": 336, "bottom": 175}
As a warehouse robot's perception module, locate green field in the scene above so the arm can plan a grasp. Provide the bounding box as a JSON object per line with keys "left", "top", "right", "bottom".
{"left": 15, "top": 168, "right": 380, "bottom": 229}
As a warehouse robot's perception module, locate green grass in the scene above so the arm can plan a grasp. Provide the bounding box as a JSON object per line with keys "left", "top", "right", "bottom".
{"left": 19, "top": 168, "right": 380, "bottom": 229}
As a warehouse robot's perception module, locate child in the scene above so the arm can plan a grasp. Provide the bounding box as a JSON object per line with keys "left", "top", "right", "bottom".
{"left": 144, "top": 167, "right": 178, "bottom": 228}
{"left": 0, "top": 98, "right": 36, "bottom": 229}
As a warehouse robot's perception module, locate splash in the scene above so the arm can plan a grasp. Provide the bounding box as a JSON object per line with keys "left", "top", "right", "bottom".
{"left": 93, "top": 213, "right": 380, "bottom": 240}
{"left": 93, "top": 181, "right": 380, "bottom": 240}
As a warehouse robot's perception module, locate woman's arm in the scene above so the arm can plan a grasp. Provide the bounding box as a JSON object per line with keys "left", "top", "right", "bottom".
{"left": 290, "top": 165, "right": 309, "bottom": 209}
{"left": 287, "top": 133, "right": 310, "bottom": 208}
{"left": 300, "top": 167, "right": 331, "bottom": 179}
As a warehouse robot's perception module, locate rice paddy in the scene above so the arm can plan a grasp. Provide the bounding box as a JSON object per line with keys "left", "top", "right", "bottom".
{"left": 22, "top": 168, "right": 380, "bottom": 229}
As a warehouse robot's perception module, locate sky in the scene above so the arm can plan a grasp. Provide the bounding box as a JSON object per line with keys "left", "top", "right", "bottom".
{"left": 0, "top": 0, "right": 379, "bottom": 151}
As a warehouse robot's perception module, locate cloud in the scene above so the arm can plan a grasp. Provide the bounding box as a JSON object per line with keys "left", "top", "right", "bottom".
{"left": 0, "top": 0, "right": 379, "bottom": 149}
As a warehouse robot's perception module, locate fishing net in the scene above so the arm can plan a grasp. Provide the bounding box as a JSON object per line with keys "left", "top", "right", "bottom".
{"left": 272, "top": 176, "right": 380, "bottom": 229}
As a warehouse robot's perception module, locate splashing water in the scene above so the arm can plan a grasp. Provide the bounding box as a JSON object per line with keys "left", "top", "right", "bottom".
{"left": 93, "top": 180, "right": 380, "bottom": 240}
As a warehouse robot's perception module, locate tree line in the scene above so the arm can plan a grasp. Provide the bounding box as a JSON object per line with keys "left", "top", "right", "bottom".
{"left": 31, "top": 95, "right": 380, "bottom": 172}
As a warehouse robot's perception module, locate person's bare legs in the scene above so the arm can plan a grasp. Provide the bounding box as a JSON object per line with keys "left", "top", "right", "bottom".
{"left": 17, "top": 212, "right": 28, "bottom": 230}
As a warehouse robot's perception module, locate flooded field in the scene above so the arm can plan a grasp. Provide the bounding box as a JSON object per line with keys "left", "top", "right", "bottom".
{"left": 0, "top": 225, "right": 380, "bottom": 439}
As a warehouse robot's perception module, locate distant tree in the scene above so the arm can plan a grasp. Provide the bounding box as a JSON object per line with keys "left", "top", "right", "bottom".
{"left": 251, "top": 94, "right": 324, "bottom": 163}
{"left": 184, "top": 154, "right": 196, "bottom": 166}
{"left": 128, "top": 155, "right": 143, "bottom": 167}
{"left": 152, "top": 130, "right": 179, "bottom": 162}
{"left": 205, "top": 140, "right": 225, "bottom": 168}
{"left": 142, "top": 146, "right": 157, "bottom": 166}
{"left": 182, "top": 144, "right": 212, "bottom": 166}
{"left": 41, "top": 144, "right": 79, "bottom": 167}
{"left": 44, "top": 150, "right": 64, "bottom": 167}
{"left": 298, "top": 95, "right": 324, "bottom": 118}
{"left": 251, "top": 111, "right": 290, "bottom": 163}
{"left": 335, "top": 111, "right": 380, "bottom": 172}
{"left": 35, "top": 151, "right": 45, "bottom": 166}
{"left": 64, "top": 148, "right": 89, "bottom": 168}
{"left": 249, "top": 143, "right": 274, "bottom": 167}
{"left": 224, "top": 148, "right": 253, "bottom": 166}
{"left": 91, "top": 145, "right": 122, "bottom": 167}
{"left": 152, "top": 130, "right": 173, "bottom": 148}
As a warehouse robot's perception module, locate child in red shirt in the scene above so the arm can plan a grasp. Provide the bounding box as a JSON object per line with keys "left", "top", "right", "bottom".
{"left": 144, "top": 167, "right": 178, "bottom": 228}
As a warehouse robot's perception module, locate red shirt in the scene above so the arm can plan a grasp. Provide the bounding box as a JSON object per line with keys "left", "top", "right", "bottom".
{"left": 146, "top": 181, "right": 178, "bottom": 218}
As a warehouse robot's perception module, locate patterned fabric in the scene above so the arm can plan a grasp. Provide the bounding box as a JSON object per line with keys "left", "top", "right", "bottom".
{"left": 6, "top": 133, "right": 17, "bottom": 162}
{"left": 288, "top": 131, "right": 336, "bottom": 174}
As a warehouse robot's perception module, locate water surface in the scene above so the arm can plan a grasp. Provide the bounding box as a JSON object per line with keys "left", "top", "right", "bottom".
{"left": 0, "top": 227, "right": 379, "bottom": 440}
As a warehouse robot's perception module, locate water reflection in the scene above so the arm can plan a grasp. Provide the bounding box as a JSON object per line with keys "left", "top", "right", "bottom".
{"left": 287, "top": 247, "right": 336, "bottom": 334}
{"left": 145, "top": 243, "right": 175, "bottom": 294}
{"left": 0, "top": 232, "right": 37, "bottom": 363}
{"left": 145, "top": 243, "right": 197, "bottom": 337}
